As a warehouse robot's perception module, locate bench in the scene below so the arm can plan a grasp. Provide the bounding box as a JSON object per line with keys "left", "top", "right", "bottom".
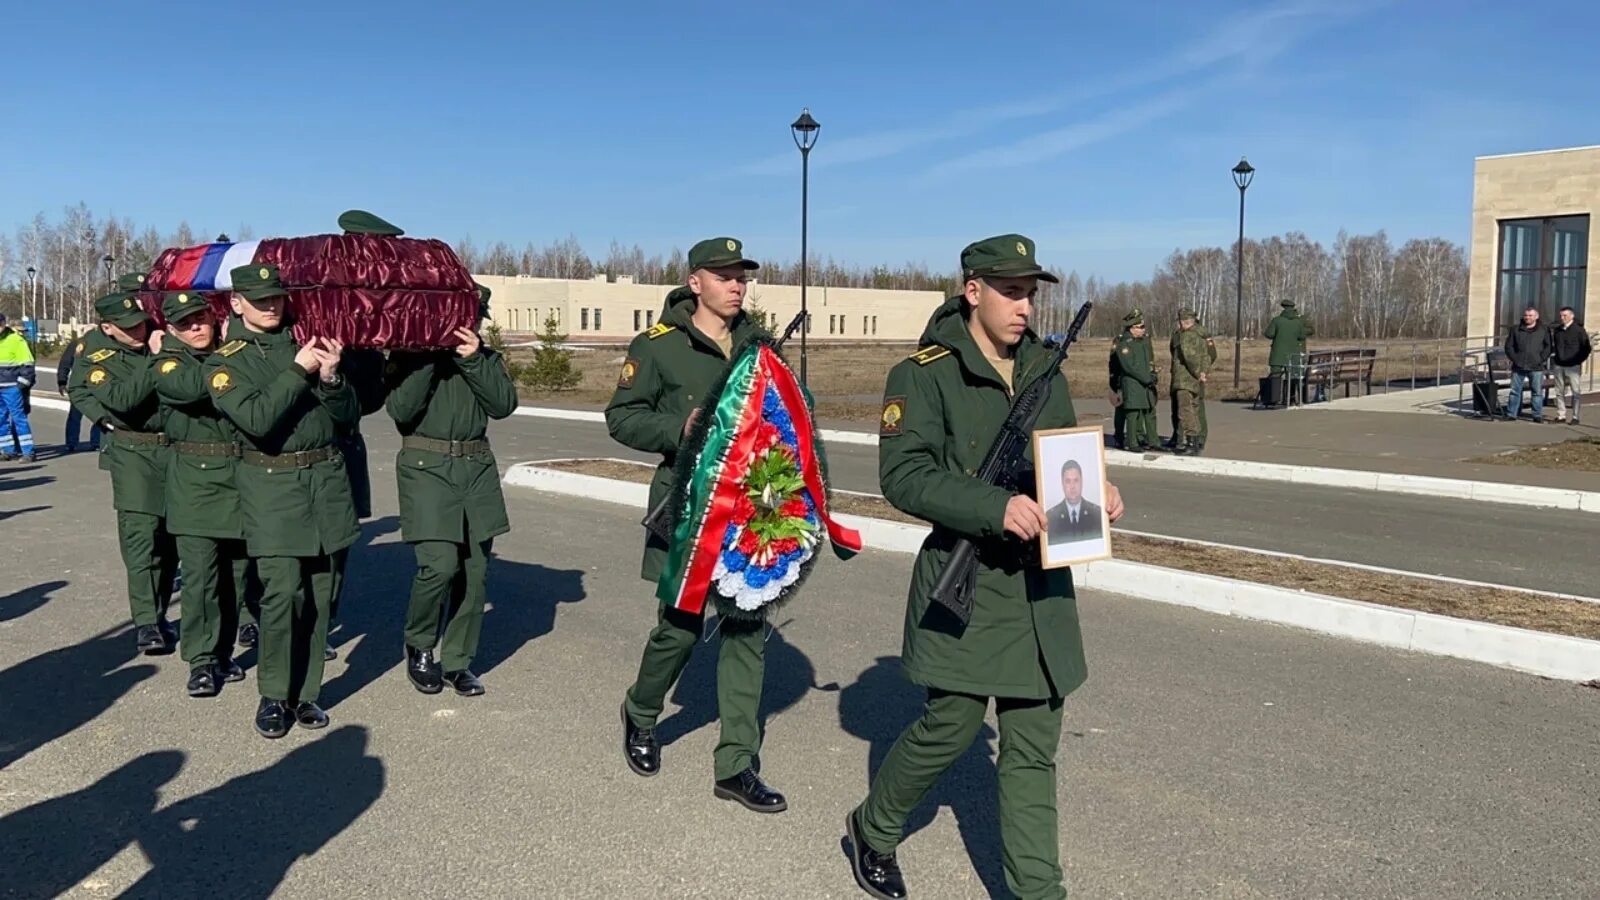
{"left": 1303, "top": 348, "right": 1377, "bottom": 400}
{"left": 1458, "top": 348, "right": 1560, "bottom": 417}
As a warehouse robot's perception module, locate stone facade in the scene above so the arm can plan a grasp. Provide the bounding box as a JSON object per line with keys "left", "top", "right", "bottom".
{"left": 1469, "top": 146, "right": 1599, "bottom": 337}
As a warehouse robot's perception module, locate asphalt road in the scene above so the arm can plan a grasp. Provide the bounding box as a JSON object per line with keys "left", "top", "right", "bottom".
{"left": 1, "top": 449, "right": 1597, "bottom": 898}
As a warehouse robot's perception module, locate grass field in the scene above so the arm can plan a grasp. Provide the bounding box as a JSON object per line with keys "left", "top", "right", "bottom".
{"left": 509, "top": 335, "right": 1467, "bottom": 424}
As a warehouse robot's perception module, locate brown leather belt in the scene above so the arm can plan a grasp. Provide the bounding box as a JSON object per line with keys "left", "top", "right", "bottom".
{"left": 240, "top": 446, "right": 338, "bottom": 468}
{"left": 115, "top": 430, "right": 169, "bottom": 447}
{"left": 401, "top": 435, "right": 491, "bottom": 457}
{"left": 173, "top": 440, "right": 241, "bottom": 458}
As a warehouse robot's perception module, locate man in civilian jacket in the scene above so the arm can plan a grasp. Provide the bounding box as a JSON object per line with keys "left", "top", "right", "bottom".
{"left": 1503, "top": 307, "right": 1554, "bottom": 423}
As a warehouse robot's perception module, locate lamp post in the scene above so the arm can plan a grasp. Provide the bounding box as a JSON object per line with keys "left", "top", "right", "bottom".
{"left": 1230, "top": 157, "right": 1255, "bottom": 388}
{"left": 26, "top": 266, "right": 37, "bottom": 330}
{"left": 102, "top": 254, "right": 115, "bottom": 288}
{"left": 791, "top": 107, "right": 820, "bottom": 386}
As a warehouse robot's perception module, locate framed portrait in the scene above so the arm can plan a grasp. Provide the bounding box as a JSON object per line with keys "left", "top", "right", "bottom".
{"left": 1032, "top": 426, "right": 1112, "bottom": 569}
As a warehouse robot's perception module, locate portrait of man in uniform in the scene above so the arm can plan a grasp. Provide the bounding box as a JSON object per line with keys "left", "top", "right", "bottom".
{"left": 1035, "top": 426, "right": 1112, "bottom": 567}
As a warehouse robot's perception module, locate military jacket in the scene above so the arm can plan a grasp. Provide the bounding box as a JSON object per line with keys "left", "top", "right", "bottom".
{"left": 1171, "top": 328, "right": 1214, "bottom": 394}
{"left": 1265, "top": 310, "right": 1314, "bottom": 368}
{"left": 66, "top": 328, "right": 168, "bottom": 514}
{"left": 386, "top": 347, "right": 518, "bottom": 544}
{"left": 203, "top": 320, "right": 360, "bottom": 558}
{"left": 605, "top": 287, "right": 765, "bottom": 583}
{"left": 1109, "top": 331, "right": 1157, "bottom": 410}
{"left": 153, "top": 340, "right": 243, "bottom": 539}
{"left": 879, "top": 296, "right": 1085, "bottom": 700}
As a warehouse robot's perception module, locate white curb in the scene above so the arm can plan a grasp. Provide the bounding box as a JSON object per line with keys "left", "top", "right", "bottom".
{"left": 504, "top": 462, "right": 1600, "bottom": 683}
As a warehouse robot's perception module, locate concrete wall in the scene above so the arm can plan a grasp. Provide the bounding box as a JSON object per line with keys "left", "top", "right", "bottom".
{"left": 1469, "top": 146, "right": 1599, "bottom": 337}
{"left": 475, "top": 273, "right": 946, "bottom": 342}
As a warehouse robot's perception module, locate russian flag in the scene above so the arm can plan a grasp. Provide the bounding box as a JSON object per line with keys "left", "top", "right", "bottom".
{"left": 167, "top": 240, "right": 261, "bottom": 290}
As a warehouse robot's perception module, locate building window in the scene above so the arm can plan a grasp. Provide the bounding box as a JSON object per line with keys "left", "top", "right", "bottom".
{"left": 646, "top": 310, "right": 654, "bottom": 327}
{"left": 633, "top": 310, "right": 641, "bottom": 331}
{"left": 1497, "top": 215, "right": 1588, "bottom": 333}
{"left": 872, "top": 316, "right": 878, "bottom": 335}
{"left": 805, "top": 313, "right": 813, "bottom": 334}
{"left": 593, "top": 308, "right": 602, "bottom": 330}
{"left": 862, "top": 315, "right": 868, "bottom": 335}
{"left": 580, "top": 308, "right": 589, "bottom": 331}
{"left": 828, "top": 315, "right": 836, "bottom": 335}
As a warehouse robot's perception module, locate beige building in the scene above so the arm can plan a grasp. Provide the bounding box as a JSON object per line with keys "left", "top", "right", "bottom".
{"left": 1469, "top": 146, "right": 1595, "bottom": 337}
{"left": 474, "top": 273, "right": 945, "bottom": 343}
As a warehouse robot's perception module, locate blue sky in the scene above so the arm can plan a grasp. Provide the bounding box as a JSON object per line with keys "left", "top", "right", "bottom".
{"left": 3, "top": 0, "right": 1596, "bottom": 282}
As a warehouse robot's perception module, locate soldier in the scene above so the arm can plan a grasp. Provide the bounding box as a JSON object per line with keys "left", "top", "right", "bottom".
{"left": 609, "top": 237, "right": 788, "bottom": 814}
{"left": 386, "top": 284, "right": 517, "bottom": 697}
{"left": 1172, "top": 309, "right": 1214, "bottom": 456}
{"left": 1265, "top": 298, "right": 1314, "bottom": 382}
{"left": 1167, "top": 311, "right": 1217, "bottom": 449}
{"left": 1109, "top": 311, "right": 1157, "bottom": 452}
{"left": 67, "top": 284, "right": 179, "bottom": 655}
{"left": 151, "top": 290, "right": 249, "bottom": 697}
{"left": 205, "top": 264, "right": 361, "bottom": 738}
{"left": 844, "top": 235, "right": 1124, "bottom": 900}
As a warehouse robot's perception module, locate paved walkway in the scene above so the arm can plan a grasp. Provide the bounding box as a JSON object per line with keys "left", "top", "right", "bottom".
{"left": 2, "top": 448, "right": 1598, "bottom": 898}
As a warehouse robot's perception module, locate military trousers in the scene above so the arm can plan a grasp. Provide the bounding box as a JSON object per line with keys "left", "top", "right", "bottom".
{"left": 116, "top": 511, "right": 178, "bottom": 627}
{"left": 1169, "top": 388, "right": 1209, "bottom": 443}
{"left": 856, "top": 689, "right": 1067, "bottom": 900}
{"left": 404, "top": 538, "right": 493, "bottom": 673}
{"left": 624, "top": 604, "right": 766, "bottom": 780}
{"left": 1112, "top": 405, "right": 1127, "bottom": 448}
{"left": 175, "top": 536, "right": 247, "bottom": 667}
{"left": 254, "top": 551, "right": 347, "bottom": 704}
{"left": 1122, "top": 407, "right": 1156, "bottom": 450}
{"left": 1176, "top": 388, "right": 1203, "bottom": 441}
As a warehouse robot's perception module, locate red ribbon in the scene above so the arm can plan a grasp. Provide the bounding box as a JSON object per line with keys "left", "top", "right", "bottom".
{"left": 764, "top": 347, "right": 864, "bottom": 555}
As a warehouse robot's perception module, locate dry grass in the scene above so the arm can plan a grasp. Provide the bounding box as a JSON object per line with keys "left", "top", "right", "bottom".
{"left": 1469, "top": 437, "right": 1600, "bottom": 473}
{"left": 511, "top": 336, "right": 1456, "bottom": 423}
{"left": 535, "top": 458, "right": 1600, "bottom": 640}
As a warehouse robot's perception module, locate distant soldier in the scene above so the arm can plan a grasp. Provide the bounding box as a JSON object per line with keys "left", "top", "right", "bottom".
{"left": 151, "top": 290, "right": 249, "bottom": 697}
{"left": 386, "top": 284, "right": 518, "bottom": 697}
{"left": 1167, "top": 311, "right": 1217, "bottom": 449}
{"left": 1109, "top": 311, "right": 1157, "bottom": 452}
{"left": 1172, "top": 309, "right": 1213, "bottom": 455}
{"left": 1265, "top": 298, "right": 1314, "bottom": 381}
{"left": 205, "top": 264, "right": 360, "bottom": 738}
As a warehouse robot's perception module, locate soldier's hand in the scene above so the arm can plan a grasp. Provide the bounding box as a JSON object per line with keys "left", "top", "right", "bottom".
{"left": 147, "top": 331, "right": 164, "bottom": 354}
{"left": 1002, "top": 495, "right": 1047, "bottom": 541}
{"left": 1104, "top": 482, "right": 1125, "bottom": 523}
{"left": 1199, "top": 373, "right": 1208, "bottom": 383}
{"left": 293, "top": 344, "right": 323, "bottom": 375}
{"left": 453, "top": 327, "right": 481, "bottom": 357}
{"left": 681, "top": 408, "right": 701, "bottom": 439}
{"left": 316, "top": 338, "right": 345, "bottom": 382}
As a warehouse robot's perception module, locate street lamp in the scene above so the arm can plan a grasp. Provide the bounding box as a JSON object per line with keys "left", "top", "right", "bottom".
{"left": 26, "top": 266, "right": 37, "bottom": 326}
{"left": 1230, "top": 156, "right": 1255, "bottom": 388}
{"left": 791, "top": 107, "right": 820, "bottom": 385}
{"left": 102, "top": 254, "right": 115, "bottom": 288}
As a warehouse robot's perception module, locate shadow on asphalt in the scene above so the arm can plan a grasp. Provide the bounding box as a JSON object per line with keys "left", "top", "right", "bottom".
{"left": 0, "top": 578, "right": 66, "bottom": 624}
{"left": 0, "top": 474, "right": 54, "bottom": 492}
{"left": 837, "top": 656, "right": 1007, "bottom": 899}
{"left": 320, "top": 516, "right": 587, "bottom": 709}
{"left": 0, "top": 621, "right": 159, "bottom": 772}
{"left": 0, "top": 504, "right": 49, "bottom": 524}
{"left": 0, "top": 726, "right": 384, "bottom": 899}
{"left": 654, "top": 616, "right": 818, "bottom": 755}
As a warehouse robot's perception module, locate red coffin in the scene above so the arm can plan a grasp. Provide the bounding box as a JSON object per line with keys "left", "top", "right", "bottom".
{"left": 140, "top": 234, "right": 479, "bottom": 350}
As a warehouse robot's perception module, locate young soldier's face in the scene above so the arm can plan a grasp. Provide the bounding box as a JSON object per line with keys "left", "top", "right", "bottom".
{"left": 689, "top": 267, "right": 749, "bottom": 320}
{"left": 1179, "top": 318, "right": 1196, "bottom": 331}
{"left": 966, "top": 276, "right": 1037, "bottom": 347}
{"left": 1130, "top": 324, "right": 1147, "bottom": 338}
{"left": 231, "top": 294, "right": 285, "bottom": 331}
{"left": 102, "top": 320, "right": 149, "bottom": 349}
{"left": 169, "top": 311, "right": 216, "bottom": 350}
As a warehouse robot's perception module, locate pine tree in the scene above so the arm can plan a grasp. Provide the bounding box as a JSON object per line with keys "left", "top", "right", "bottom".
{"left": 520, "top": 313, "right": 582, "bottom": 390}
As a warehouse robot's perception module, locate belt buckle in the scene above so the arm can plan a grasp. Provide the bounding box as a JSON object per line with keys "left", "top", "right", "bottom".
{"left": 157, "top": 433, "right": 171, "bottom": 447}
{"left": 449, "top": 440, "right": 465, "bottom": 457}
{"left": 294, "top": 450, "right": 311, "bottom": 469}
{"left": 228, "top": 443, "right": 242, "bottom": 459}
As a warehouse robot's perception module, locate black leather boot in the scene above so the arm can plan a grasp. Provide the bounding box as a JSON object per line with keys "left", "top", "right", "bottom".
{"left": 405, "top": 646, "right": 443, "bottom": 694}
{"left": 713, "top": 767, "right": 787, "bottom": 814}
{"left": 621, "top": 702, "right": 659, "bottom": 777}
{"left": 444, "top": 669, "right": 485, "bottom": 697}
{"left": 255, "top": 698, "right": 291, "bottom": 739}
{"left": 186, "top": 665, "right": 220, "bottom": 698}
{"left": 846, "top": 810, "right": 908, "bottom": 899}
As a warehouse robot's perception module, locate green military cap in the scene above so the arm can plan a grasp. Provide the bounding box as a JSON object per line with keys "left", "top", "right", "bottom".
{"left": 230, "top": 264, "right": 289, "bottom": 301}
{"left": 960, "top": 234, "right": 1060, "bottom": 284}
{"left": 1178, "top": 307, "right": 1199, "bottom": 320}
{"left": 115, "top": 272, "right": 148, "bottom": 292}
{"left": 161, "top": 290, "right": 210, "bottom": 323}
{"left": 688, "top": 237, "right": 759, "bottom": 271}
{"left": 94, "top": 291, "right": 151, "bottom": 329}
{"left": 1281, "top": 299, "right": 1297, "bottom": 308}
{"left": 1122, "top": 310, "right": 1144, "bottom": 327}
{"left": 338, "top": 209, "right": 405, "bottom": 236}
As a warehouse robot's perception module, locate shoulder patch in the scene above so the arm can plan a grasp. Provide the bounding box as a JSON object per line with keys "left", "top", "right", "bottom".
{"left": 618, "top": 356, "right": 639, "bottom": 388}
{"left": 74, "top": 341, "right": 85, "bottom": 354}
{"left": 87, "top": 366, "right": 110, "bottom": 386}
{"left": 880, "top": 395, "right": 906, "bottom": 436}
{"left": 158, "top": 358, "right": 181, "bottom": 376}
{"left": 645, "top": 323, "right": 676, "bottom": 340}
{"left": 909, "top": 346, "right": 951, "bottom": 366}
{"left": 86, "top": 348, "right": 117, "bottom": 363}
{"left": 216, "top": 340, "right": 247, "bottom": 357}
{"left": 1120, "top": 346, "right": 1130, "bottom": 355}
{"left": 208, "top": 368, "right": 236, "bottom": 396}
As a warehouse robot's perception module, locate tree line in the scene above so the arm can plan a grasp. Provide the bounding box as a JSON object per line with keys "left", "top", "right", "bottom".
{"left": 2, "top": 205, "right": 1468, "bottom": 340}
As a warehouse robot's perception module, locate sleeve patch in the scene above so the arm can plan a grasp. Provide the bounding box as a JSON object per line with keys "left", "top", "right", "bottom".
{"left": 209, "top": 368, "right": 236, "bottom": 395}
{"left": 617, "top": 356, "right": 640, "bottom": 388}
{"left": 158, "top": 358, "right": 181, "bottom": 375}
{"left": 87, "top": 367, "right": 109, "bottom": 386}
{"left": 880, "top": 395, "right": 906, "bottom": 436}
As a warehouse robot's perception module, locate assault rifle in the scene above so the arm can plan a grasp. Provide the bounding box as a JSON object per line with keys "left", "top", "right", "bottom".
{"left": 926, "top": 301, "right": 1095, "bottom": 626}
{"left": 640, "top": 309, "right": 809, "bottom": 543}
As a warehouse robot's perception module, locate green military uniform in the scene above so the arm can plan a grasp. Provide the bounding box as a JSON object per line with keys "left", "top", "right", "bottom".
{"left": 386, "top": 290, "right": 518, "bottom": 678}
{"left": 855, "top": 235, "right": 1080, "bottom": 900}
{"left": 1265, "top": 299, "right": 1314, "bottom": 377}
{"left": 1169, "top": 317, "right": 1217, "bottom": 445}
{"left": 205, "top": 265, "right": 361, "bottom": 708}
{"left": 1108, "top": 307, "right": 1152, "bottom": 450}
{"left": 335, "top": 210, "right": 404, "bottom": 521}
{"left": 1109, "top": 311, "right": 1157, "bottom": 451}
{"left": 608, "top": 238, "right": 770, "bottom": 781}
{"left": 1172, "top": 308, "right": 1214, "bottom": 454}
{"left": 153, "top": 291, "right": 251, "bottom": 674}
{"left": 67, "top": 290, "right": 178, "bottom": 638}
